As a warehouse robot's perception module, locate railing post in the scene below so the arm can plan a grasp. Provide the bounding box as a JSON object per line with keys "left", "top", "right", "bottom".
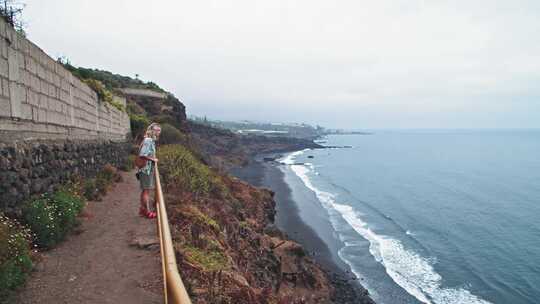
{"left": 154, "top": 165, "right": 192, "bottom": 304}
{"left": 155, "top": 165, "right": 169, "bottom": 304}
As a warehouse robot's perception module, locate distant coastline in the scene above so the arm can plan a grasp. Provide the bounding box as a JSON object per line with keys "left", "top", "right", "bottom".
{"left": 323, "top": 131, "right": 373, "bottom": 135}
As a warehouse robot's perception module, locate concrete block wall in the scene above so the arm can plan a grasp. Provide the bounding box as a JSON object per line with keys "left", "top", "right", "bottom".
{"left": 0, "top": 19, "right": 130, "bottom": 143}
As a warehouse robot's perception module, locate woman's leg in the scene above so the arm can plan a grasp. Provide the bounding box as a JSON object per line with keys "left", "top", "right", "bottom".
{"left": 140, "top": 189, "right": 156, "bottom": 218}
{"left": 140, "top": 189, "right": 150, "bottom": 210}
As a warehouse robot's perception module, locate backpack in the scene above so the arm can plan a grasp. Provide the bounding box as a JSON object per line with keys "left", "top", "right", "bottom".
{"left": 134, "top": 155, "right": 147, "bottom": 169}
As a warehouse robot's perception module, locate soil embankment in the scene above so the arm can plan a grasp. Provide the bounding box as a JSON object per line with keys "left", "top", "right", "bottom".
{"left": 14, "top": 172, "right": 163, "bottom": 304}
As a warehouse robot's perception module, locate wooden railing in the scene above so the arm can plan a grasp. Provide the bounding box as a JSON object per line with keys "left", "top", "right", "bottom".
{"left": 154, "top": 166, "right": 192, "bottom": 304}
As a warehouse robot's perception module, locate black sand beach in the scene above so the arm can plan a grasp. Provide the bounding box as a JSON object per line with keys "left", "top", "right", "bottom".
{"left": 230, "top": 154, "right": 375, "bottom": 304}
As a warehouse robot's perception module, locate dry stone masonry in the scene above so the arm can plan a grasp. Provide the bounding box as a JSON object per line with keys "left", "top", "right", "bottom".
{"left": 0, "top": 140, "right": 130, "bottom": 216}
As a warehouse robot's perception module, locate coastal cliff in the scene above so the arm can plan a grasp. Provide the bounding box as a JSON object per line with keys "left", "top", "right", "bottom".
{"left": 158, "top": 145, "right": 335, "bottom": 303}
{"left": 54, "top": 67, "right": 373, "bottom": 303}
{"left": 188, "top": 121, "right": 322, "bottom": 170}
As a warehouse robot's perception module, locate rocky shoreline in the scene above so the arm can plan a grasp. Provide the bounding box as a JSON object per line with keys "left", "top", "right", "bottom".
{"left": 185, "top": 119, "right": 376, "bottom": 302}
{"left": 230, "top": 152, "right": 375, "bottom": 304}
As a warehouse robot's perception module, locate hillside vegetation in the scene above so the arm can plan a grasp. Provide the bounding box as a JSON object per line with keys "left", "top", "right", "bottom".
{"left": 158, "top": 145, "right": 336, "bottom": 303}
{"left": 61, "top": 62, "right": 165, "bottom": 93}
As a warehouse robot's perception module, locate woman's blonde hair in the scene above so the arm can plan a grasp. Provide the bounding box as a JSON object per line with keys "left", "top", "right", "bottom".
{"left": 144, "top": 122, "right": 161, "bottom": 140}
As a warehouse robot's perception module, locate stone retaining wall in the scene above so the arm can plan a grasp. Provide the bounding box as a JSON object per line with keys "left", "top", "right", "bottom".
{"left": 0, "top": 139, "right": 131, "bottom": 216}
{"left": 0, "top": 20, "right": 134, "bottom": 215}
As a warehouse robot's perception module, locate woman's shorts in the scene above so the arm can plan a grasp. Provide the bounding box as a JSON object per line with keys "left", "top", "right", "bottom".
{"left": 139, "top": 172, "right": 155, "bottom": 190}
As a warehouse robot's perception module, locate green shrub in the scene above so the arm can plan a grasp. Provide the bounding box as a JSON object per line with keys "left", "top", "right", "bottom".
{"left": 95, "top": 164, "right": 121, "bottom": 195}
{"left": 22, "top": 190, "right": 84, "bottom": 248}
{"left": 22, "top": 196, "right": 63, "bottom": 248}
{"left": 157, "top": 145, "right": 226, "bottom": 197}
{"left": 130, "top": 113, "right": 150, "bottom": 138}
{"left": 82, "top": 79, "right": 126, "bottom": 112}
{"left": 109, "top": 100, "right": 126, "bottom": 112}
{"left": 127, "top": 154, "right": 136, "bottom": 169}
{"left": 159, "top": 123, "right": 187, "bottom": 145}
{"left": 0, "top": 214, "right": 32, "bottom": 300}
{"left": 81, "top": 165, "right": 121, "bottom": 200}
{"left": 120, "top": 154, "right": 136, "bottom": 171}
{"left": 57, "top": 177, "right": 84, "bottom": 201}
{"left": 154, "top": 114, "right": 175, "bottom": 125}
{"left": 183, "top": 245, "right": 228, "bottom": 272}
{"left": 84, "top": 79, "right": 113, "bottom": 103}
{"left": 50, "top": 191, "right": 84, "bottom": 235}
{"left": 126, "top": 102, "right": 145, "bottom": 115}
{"left": 154, "top": 114, "right": 184, "bottom": 131}
{"left": 183, "top": 206, "right": 220, "bottom": 232}
{"left": 83, "top": 178, "right": 99, "bottom": 201}
{"left": 100, "top": 164, "right": 121, "bottom": 183}
{"left": 61, "top": 63, "right": 166, "bottom": 93}
{"left": 95, "top": 176, "right": 108, "bottom": 195}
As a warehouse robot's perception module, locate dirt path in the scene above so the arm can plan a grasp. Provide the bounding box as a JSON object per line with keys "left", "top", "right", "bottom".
{"left": 14, "top": 171, "right": 163, "bottom": 304}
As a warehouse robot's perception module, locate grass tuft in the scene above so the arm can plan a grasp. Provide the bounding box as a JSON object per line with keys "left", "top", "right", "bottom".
{"left": 183, "top": 206, "right": 220, "bottom": 232}
{"left": 158, "top": 145, "right": 226, "bottom": 198}
{"left": 183, "top": 245, "right": 228, "bottom": 272}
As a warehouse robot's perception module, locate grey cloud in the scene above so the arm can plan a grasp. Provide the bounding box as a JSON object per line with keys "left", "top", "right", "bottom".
{"left": 23, "top": 0, "right": 540, "bottom": 128}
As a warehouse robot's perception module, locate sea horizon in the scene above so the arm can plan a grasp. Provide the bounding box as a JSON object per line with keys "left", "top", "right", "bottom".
{"left": 329, "top": 128, "right": 540, "bottom": 133}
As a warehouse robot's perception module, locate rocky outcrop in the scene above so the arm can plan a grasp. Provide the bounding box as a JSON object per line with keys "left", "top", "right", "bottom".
{"left": 124, "top": 91, "right": 188, "bottom": 132}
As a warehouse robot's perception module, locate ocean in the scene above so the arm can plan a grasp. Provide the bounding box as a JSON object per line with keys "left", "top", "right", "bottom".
{"left": 277, "top": 130, "right": 540, "bottom": 304}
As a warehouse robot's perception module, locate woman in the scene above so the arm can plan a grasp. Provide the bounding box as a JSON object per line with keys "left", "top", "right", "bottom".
{"left": 138, "top": 122, "right": 161, "bottom": 218}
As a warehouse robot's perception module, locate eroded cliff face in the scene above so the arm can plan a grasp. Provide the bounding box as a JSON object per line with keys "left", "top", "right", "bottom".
{"left": 159, "top": 146, "right": 334, "bottom": 304}
{"left": 125, "top": 92, "right": 188, "bottom": 132}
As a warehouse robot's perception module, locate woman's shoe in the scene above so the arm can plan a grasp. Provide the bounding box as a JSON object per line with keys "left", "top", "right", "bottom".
{"left": 146, "top": 211, "right": 157, "bottom": 219}
{"left": 139, "top": 206, "right": 148, "bottom": 217}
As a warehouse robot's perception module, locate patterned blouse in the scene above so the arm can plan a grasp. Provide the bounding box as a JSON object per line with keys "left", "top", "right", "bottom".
{"left": 138, "top": 137, "right": 156, "bottom": 175}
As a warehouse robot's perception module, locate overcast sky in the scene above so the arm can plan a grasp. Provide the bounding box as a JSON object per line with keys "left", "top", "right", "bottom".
{"left": 22, "top": 0, "right": 540, "bottom": 129}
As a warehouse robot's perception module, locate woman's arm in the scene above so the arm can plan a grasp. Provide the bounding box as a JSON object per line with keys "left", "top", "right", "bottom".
{"left": 142, "top": 155, "right": 158, "bottom": 162}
